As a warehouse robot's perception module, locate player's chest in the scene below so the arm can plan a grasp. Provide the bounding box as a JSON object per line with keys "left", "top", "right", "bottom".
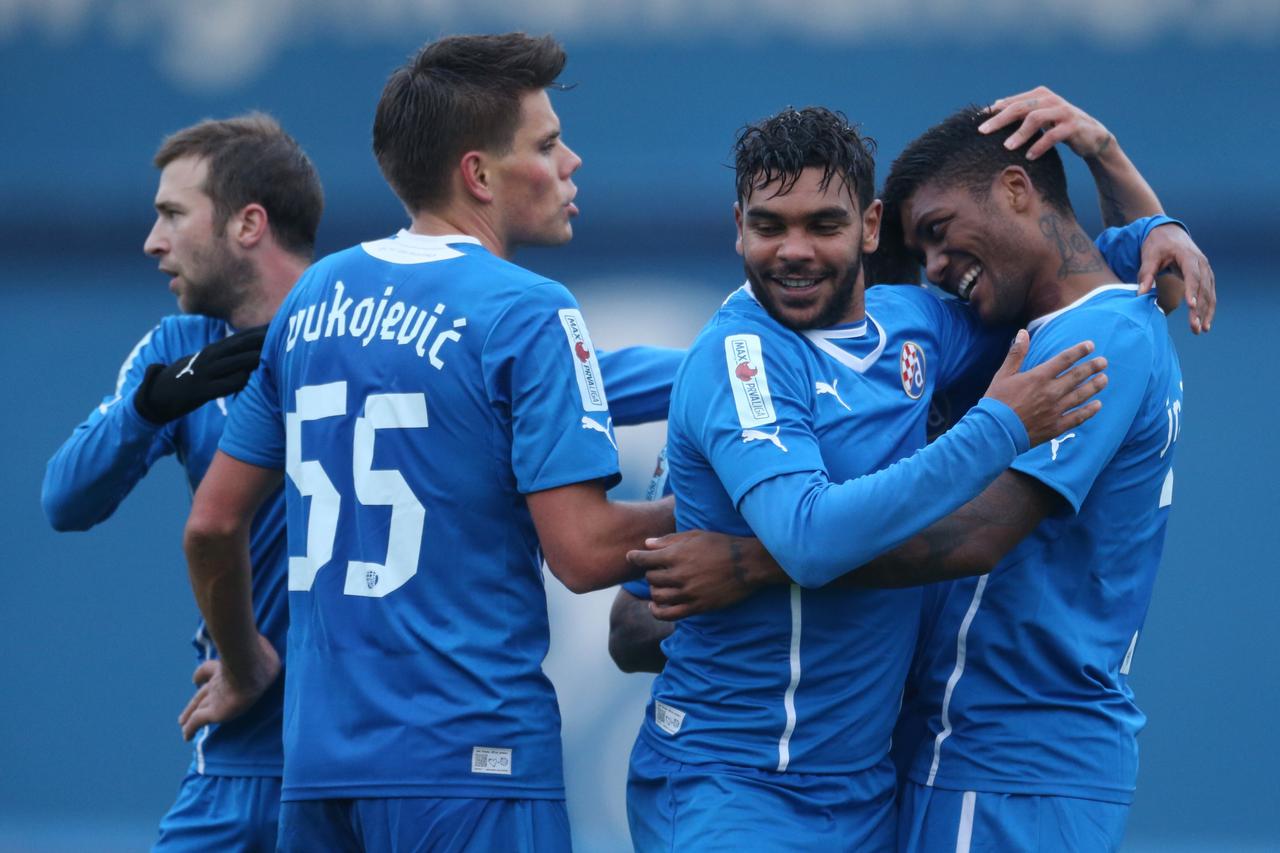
{"left": 804, "top": 342, "right": 935, "bottom": 480}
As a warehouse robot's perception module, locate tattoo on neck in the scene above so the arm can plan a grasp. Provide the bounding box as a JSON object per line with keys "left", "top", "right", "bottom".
{"left": 1040, "top": 213, "right": 1106, "bottom": 279}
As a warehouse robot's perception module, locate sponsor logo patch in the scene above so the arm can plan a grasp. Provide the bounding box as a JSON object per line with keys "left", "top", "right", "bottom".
{"left": 725, "top": 334, "right": 776, "bottom": 428}
{"left": 645, "top": 446, "right": 669, "bottom": 502}
{"left": 900, "top": 341, "right": 926, "bottom": 400}
{"left": 654, "top": 701, "right": 686, "bottom": 735}
{"left": 559, "top": 309, "right": 608, "bottom": 412}
{"left": 471, "top": 746, "right": 513, "bottom": 776}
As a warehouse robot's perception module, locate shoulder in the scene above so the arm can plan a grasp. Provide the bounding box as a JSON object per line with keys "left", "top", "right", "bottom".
{"left": 149, "top": 314, "right": 226, "bottom": 354}
{"left": 1032, "top": 287, "right": 1158, "bottom": 347}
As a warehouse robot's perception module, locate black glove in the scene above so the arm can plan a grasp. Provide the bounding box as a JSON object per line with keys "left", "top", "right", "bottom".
{"left": 133, "top": 325, "right": 268, "bottom": 424}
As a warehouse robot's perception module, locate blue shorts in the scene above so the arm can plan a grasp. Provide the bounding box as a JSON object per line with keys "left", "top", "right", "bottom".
{"left": 898, "top": 781, "right": 1130, "bottom": 852}
{"left": 627, "top": 736, "right": 896, "bottom": 852}
{"left": 153, "top": 772, "right": 280, "bottom": 853}
{"left": 277, "top": 796, "right": 571, "bottom": 852}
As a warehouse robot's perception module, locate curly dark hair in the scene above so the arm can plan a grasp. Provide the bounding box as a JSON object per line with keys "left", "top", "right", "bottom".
{"left": 734, "top": 107, "right": 877, "bottom": 211}
{"left": 882, "top": 104, "right": 1073, "bottom": 222}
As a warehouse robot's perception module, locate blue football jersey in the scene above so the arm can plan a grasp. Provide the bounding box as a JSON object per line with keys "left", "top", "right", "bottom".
{"left": 220, "top": 231, "right": 633, "bottom": 801}
{"left": 906, "top": 286, "right": 1183, "bottom": 804}
{"left": 42, "top": 315, "right": 288, "bottom": 777}
{"left": 642, "top": 283, "right": 1007, "bottom": 775}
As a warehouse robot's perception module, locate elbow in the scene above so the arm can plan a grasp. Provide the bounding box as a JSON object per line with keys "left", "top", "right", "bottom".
{"left": 766, "top": 542, "right": 833, "bottom": 590}
{"left": 183, "top": 505, "right": 244, "bottom": 558}
{"left": 546, "top": 559, "right": 599, "bottom": 595}
{"left": 608, "top": 630, "right": 642, "bottom": 674}
{"left": 41, "top": 482, "right": 88, "bottom": 532}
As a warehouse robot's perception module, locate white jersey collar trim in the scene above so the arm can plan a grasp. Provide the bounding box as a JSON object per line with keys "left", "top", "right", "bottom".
{"left": 741, "top": 280, "right": 885, "bottom": 372}
{"left": 1028, "top": 283, "right": 1137, "bottom": 334}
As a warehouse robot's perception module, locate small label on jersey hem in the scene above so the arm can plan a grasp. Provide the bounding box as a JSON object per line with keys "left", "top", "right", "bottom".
{"left": 654, "top": 701, "right": 686, "bottom": 735}
{"left": 471, "top": 746, "right": 513, "bottom": 775}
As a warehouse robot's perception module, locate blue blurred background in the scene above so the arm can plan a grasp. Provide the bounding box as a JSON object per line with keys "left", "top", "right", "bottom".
{"left": 2, "top": 2, "right": 1277, "bottom": 850}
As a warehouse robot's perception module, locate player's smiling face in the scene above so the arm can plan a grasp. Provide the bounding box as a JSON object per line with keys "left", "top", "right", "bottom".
{"left": 143, "top": 155, "right": 252, "bottom": 320}
{"left": 900, "top": 176, "right": 1035, "bottom": 327}
{"left": 736, "top": 166, "right": 881, "bottom": 330}
{"left": 489, "top": 89, "right": 581, "bottom": 251}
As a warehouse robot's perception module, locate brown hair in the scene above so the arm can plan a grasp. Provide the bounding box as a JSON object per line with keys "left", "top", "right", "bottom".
{"left": 154, "top": 112, "right": 323, "bottom": 258}
{"left": 373, "top": 33, "right": 567, "bottom": 213}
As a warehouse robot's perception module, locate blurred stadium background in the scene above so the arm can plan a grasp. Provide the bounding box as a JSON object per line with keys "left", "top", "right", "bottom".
{"left": 2, "top": 1, "right": 1277, "bottom": 850}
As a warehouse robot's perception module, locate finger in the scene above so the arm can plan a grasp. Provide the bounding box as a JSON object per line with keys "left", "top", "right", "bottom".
{"left": 1201, "top": 265, "right": 1216, "bottom": 332}
{"left": 627, "top": 548, "right": 670, "bottom": 570}
{"left": 997, "top": 329, "right": 1031, "bottom": 376}
{"left": 1058, "top": 399, "right": 1103, "bottom": 431}
{"left": 649, "top": 602, "right": 692, "bottom": 622}
{"left": 1025, "top": 121, "right": 1074, "bottom": 159}
{"left": 1136, "top": 255, "right": 1159, "bottom": 294}
{"left": 181, "top": 704, "right": 212, "bottom": 741}
{"left": 192, "top": 660, "right": 218, "bottom": 686}
{"left": 1002, "top": 107, "right": 1065, "bottom": 151}
{"left": 1037, "top": 339, "right": 1095, "bottom": 377}
{"left": 1060, "top": 373, "right": 1109, "bottom": 411}
{"left": 178, "top": 687, "right": 203, "bottom": 727}
{"left": 1057, "top": 356, "right": 1108, "bottom": 390}
{"left": 648, "top": 585, "right": 688, "bottom": 607}
{"left": 988, "top": 86, "right": 1052, "bottom": 114}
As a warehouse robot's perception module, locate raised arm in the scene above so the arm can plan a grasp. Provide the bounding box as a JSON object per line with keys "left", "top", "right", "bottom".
{"left": 982, "top": 86, "right": 1215, "bottom": 332}
{"left": 980, "top": 85, "right": 1160, "bottom": 226}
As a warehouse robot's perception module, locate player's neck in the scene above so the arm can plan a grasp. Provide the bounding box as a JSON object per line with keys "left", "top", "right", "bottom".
{"left": 408, "top": 208, "right": 509, "bottom": 259}
{"left": 228, "top": 251, "right": 308, "bottom": 329}
{"left": 1023, "top": 213, "right": 1120, "bottom": 323}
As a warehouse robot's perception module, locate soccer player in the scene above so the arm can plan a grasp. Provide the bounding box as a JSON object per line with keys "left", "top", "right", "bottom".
{"left": 878, "top": 104, "right": 1185, "bottom": 852}
{"left": 42, "top": 114, "right": 324, "bottom": 852}
{"left": 627, "top": 99, "right": 1194, "bottom": 851}
{"left": 622, "top": 106, "right": 1117, "bottom": 851}
{"left": 179, "top": 33, "right": 679, "bottom": 851}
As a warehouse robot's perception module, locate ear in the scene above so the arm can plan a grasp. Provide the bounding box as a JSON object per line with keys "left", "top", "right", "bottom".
{"left": 229, "top": 203, "right": 268, "bottom": 249}
{"left": 860, "top": 198, "right": 883, "bottom": 254}
{"left": 459, "top": 150, "right": 494, "bottom": 204}
{"left": 733, "top": 201, "right": 744, "bottom": 256}
{"left": 996, "top": 166, "right": 1034, "bottom": 214}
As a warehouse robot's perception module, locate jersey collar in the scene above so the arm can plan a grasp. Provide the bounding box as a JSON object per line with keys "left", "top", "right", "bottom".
{"left": 1028, "top": 283, "right": 1137, "bottom": 335}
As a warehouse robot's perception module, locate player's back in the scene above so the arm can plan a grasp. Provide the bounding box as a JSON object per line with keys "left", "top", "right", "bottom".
{"left": 227, "top": 231, "right": 620, "bottom": 802}
{"left": 910, "top": 286, "right": 1183, "bottom": 803}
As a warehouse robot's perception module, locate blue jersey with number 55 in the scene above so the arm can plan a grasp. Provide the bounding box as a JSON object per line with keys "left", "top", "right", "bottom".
{"left": 222, "top": 231, "right": 622, "bottom": 802}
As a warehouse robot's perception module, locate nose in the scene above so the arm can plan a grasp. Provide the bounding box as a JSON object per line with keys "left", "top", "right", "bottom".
{"left": 924, "top": 247, "right": 948, "bottom": 289}
{"left": 144, "top": 218, "right": 166, "bottom": 257}
{"left": 776, "top": 229, "right": 815, "bottom": 264}
{"left": 562, "top": 143, "right": 582, "bottom": 178}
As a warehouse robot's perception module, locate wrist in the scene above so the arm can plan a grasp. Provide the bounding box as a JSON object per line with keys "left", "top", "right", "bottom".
{"left": 739, "top": 537, "right": 789, "bottom": 587}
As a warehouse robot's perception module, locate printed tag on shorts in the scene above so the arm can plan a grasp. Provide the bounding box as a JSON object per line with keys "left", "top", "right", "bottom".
{"left": 471, "top": 746, "right": 513, "bottom": 776}
{"left": 654, "top": 701, "right": 686, "bottom": 735}
{"left": 724, "top": 334, "right": 776, "bottom": 428}
{"left": 559, "top": 309, "right": 608, "bottom": 412}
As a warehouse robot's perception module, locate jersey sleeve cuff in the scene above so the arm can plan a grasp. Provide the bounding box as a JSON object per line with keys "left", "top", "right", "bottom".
{"left": 974, "top": 396, "right": 1030, "bottom": 456}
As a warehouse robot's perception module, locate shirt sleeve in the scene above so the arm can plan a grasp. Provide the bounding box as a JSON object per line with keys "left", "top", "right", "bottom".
{"left": 621, "top": 444, "right": 673, "bottom": 598}
{"left": 681, "top": 322, "right": 830, "bottom": 505}
{"left": 596, "top": 346, "right": 685, "bottom": 426}
{"left": 737, "top": 397, "right": 1029, "bottom": 588}
{"left": 41, "top": 324, "right": 178, "bottom": 531}
{"left": 219, "top": 315, "right": 287, "bottom": 470}
{"left": 486, "top": 282, "right": 622, "bottom": 494}
{"left": 1094, "top": 215, "right": 1186, "bottom": 283}
{"left": 1011, "top": 305, "right": 1154, "bottom": 512}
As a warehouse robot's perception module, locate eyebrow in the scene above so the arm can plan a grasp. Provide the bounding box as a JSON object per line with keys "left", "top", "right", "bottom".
{"left": 744, "top": 205, "right": 852, "bottom": 220}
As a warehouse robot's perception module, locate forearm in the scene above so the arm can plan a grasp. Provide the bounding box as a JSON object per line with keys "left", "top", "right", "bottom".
{"left": 1084, "top": 136, "right": 1162, "bottom": 227}
{"left": 42, "top": 396, "right": 164, "bottom": 531}
{"left": 537, "top": 491, "right": 676, "bottom": 593}
{"left": 184, "top": 523, "right": 264, "bottom": 678}
{"left": 742, "top": 398, "right": 1027, "bottom": 588}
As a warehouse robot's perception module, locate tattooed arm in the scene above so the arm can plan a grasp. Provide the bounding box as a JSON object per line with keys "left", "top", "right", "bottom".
{"left": 980, "top": 85, "right": 1162, "bottom": 226}
{"left": 630, "top": 471, "right": 1061, "bottom": 618}
{"left": 849, "top": 470, "right": 1060, "bottom": 588}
